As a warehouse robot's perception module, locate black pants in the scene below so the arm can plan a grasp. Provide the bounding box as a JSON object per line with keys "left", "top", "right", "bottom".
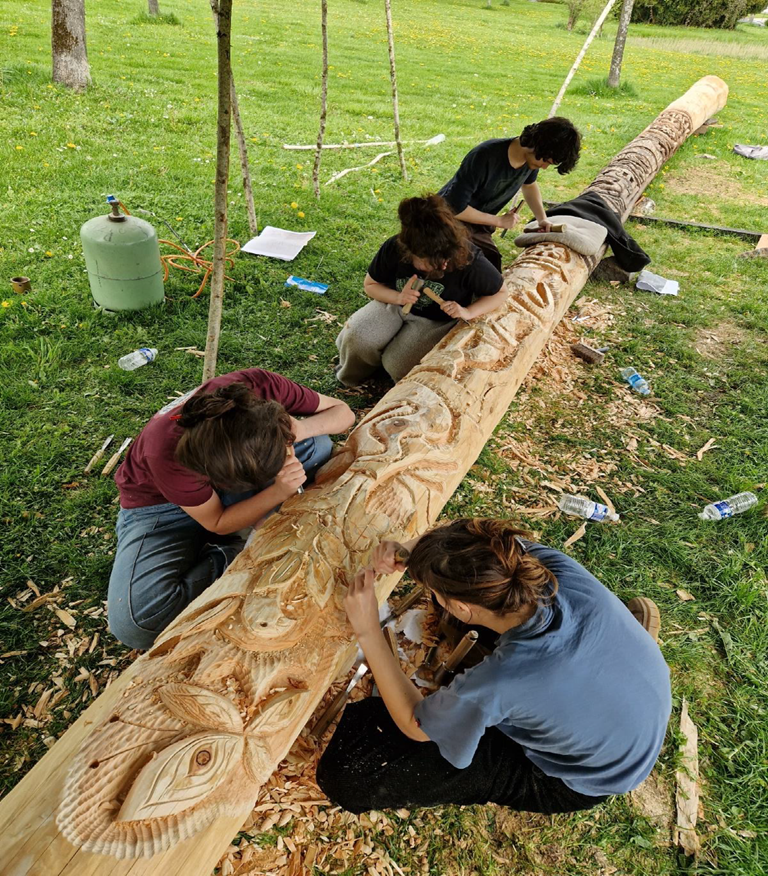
{"left": 316, "top": 698, "right": 607, "bottom": 815}
{"left": 463, "top": 223, "right": 503, "bottom": 273}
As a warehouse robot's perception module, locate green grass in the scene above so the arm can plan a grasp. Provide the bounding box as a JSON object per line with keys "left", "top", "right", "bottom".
{"left": 2, "top": 0, "right": 768, "bottom": 873}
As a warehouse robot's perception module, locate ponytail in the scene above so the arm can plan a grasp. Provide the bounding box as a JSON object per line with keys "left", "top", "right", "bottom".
{"left": 175, "top": 383, "right": 294, "bottom": 490}
{"left": 408, "top": 518, "right": 557, "bottom": 615}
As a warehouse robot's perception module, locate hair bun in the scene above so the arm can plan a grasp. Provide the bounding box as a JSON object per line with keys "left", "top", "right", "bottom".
{"left": 177, "top": 383, "right": 249, "bottom": 429}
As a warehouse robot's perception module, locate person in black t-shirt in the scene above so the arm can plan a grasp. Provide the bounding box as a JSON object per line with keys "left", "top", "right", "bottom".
{"left": 335, "top": 195, "right": 507, "bottom": 386}
{"left": 439, "top": 117, "right": 582, "bottom": 271}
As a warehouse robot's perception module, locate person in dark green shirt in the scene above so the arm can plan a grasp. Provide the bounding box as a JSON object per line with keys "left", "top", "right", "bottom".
{"left": 439, "top": 117, "right": 582, "bottom": 270}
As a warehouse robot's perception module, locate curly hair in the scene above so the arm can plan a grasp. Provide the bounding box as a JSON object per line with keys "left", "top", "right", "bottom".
{"left": 519, "top": 116, "right": 582, "bottom": 175}
{"left": 175, "top": 383, "right": 294, "bottom": 490}
{"left": 407, "top": 518, "right": 558, "bottom": 615}
{"left": 397, "top": 194, "right": 474, "bottom": 273}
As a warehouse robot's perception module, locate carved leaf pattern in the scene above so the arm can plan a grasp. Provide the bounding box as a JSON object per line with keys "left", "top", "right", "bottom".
{"left": 158, "top": 684, "right": 244, "bottom": 734}
{"left": 247, "top": 687, "right": 308, "bottom": 735}
{"left": 117, "top": 732, "right": 244, "bottom": 822}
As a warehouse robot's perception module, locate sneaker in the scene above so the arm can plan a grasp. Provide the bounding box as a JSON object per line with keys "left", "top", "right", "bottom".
{"left": 627, "top": 597, "right": 661, "bottom": 643}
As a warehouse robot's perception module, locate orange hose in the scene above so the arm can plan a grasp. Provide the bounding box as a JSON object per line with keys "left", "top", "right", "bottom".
{"left": 117, "top": 200, "right": 240, "bottom": 299}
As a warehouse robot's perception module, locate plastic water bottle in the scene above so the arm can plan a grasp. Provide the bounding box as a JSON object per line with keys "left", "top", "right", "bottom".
{"left": 118, "top": 348, "right": 158, "bottom": 371}
{"left": 698, "top": 492, "right": 758, "bottom": 521}
{"left": 558, "top": 494, "right": 620, "bottom": 523}
{"left": 620, "top": 367, "right": 651, "bottom": 396}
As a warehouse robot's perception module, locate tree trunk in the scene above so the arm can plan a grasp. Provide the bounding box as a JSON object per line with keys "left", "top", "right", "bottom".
{"left": 51, "top": 0, "right": 90, "bottom": 90}
{"left": 312, "top": 0, "right": 329, "bottom": 199}
{"left": 384, "top": 0, "right": 407, "bottom": 180}
{"left": 0, "top": 76, "right": 728, "bottom": 873}
{"left": 550, "top": 0, "right": 617, "bottom": 117}
{"left": 607, "top": 0, "right": 635, "bottom": 88}
{"left": 202, "top": 0, "right": 233, "bottom": 383}
{"left": 567, "top": 11, "right": 576, "bottom": 30}
{"left": 147, "top": 0, "right": 159, "bottom": 15}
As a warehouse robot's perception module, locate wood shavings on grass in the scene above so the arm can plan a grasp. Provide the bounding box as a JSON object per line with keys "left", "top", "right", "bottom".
{"left": 563, "top": 521, "right": 588, "bottom": 549}
{"left": 695, "top": 437, "right": 717, "bottom": 460}
{"left": 675, "top": 699, "right": 701, "bottom": 857}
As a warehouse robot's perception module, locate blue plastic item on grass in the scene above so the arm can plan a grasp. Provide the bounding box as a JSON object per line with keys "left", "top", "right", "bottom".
{"left": 285, "top": 275, "right": 328, "bottom": 295}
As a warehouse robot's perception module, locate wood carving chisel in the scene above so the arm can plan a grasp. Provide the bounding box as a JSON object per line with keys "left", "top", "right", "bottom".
{"left": 84, "top": 434, "right": 114, "bottom": 474}
{"left": 311, "top": 661, "right": 369, "bottom": 739}
{"left": 433, "top": 629, "right": 479, "bottom": 685}
{"left": 101, "top": 437, "right": 133, "bottom": 477}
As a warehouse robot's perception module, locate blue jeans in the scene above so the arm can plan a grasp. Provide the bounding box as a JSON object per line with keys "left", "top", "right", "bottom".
{"left": 107, "top": 435, "right": 333, "bottom": 650}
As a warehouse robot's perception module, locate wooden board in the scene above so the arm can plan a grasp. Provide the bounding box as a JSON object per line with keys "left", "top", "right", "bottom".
{"left": 0, "top": 76, "right": 728, "bottom": 873}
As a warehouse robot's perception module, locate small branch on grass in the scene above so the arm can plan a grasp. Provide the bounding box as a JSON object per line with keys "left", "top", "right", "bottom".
{"left": 326, "top": 151, "right": 393, "bottom": 185}
{"left": 203, "top": 0, "right": 233, "bottom": 383}
{"left": 284, "top": 133, "right": 445, "bottom": 151}
{"left": 313, "top": 0, "right": 330, "bottom": 199}
{"left": 549, "top": 0, "right": 617, "bottom": 117}
{"left": 383, "top": 0, "right": 407, "bottom": 180}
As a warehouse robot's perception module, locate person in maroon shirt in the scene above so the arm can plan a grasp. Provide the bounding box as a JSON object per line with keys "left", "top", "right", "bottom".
{"left": 108, "top": 368, "right": 354, "bottom": 650}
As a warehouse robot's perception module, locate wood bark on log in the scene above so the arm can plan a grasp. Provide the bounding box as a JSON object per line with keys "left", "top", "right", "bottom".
{"left": 202, "top": 0, "right": 233, "bottom": 383}
{"left": 51, "top": 0, "right": 91, "bottom": 91}
{"left": 0, "top": 77, "right": 727, "bottom": 874}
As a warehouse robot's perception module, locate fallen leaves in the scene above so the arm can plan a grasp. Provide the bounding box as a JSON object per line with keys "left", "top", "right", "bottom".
{"left": 695, "top": 437, "right": 717, "bottom": 461}
{"left": 563, "top": 521, "right": 588, "bottom": 549}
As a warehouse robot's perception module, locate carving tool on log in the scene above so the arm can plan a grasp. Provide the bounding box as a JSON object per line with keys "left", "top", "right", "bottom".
{"left": 311, "top": 662, "right": 369, "bottom": 739}
{"left": 84, "top": 435, "right": 114, "bottom": 474}
{"left": 101, "top": 437, "right": 132, "bottom": 477}
{"left": 433, "top": 630, "right": 478, "bottom": 685}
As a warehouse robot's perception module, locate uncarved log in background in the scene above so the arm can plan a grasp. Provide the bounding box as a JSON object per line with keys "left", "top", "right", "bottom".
{"left": 0, "top": 77, "right": 727, "bottom": 874}
{"left": 202, "top": 0, "right": 234, "bottom": 383}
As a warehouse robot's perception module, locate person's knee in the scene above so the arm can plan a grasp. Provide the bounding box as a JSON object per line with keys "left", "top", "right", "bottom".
{"left": 315, "top": 754, "right": 364, "bottom": 814}
{"left": 107, "top": 598, "right": 160, "bottom": 651}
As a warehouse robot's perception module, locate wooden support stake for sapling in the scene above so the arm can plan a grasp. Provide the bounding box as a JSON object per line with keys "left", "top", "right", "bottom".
{"left": 312, "top": 0, "right": 329, "bottom": 199}
{"left": 209, "top": 0, "right": 257, "bottom": 237}
{"left": 203, "top": 0, "right": 233, "bottom": 383}
{"left": 384, "top": 0, "right": 407, "bottom": 180}
{"left": 549, "top": 0, "right": 617, "bottom": 117}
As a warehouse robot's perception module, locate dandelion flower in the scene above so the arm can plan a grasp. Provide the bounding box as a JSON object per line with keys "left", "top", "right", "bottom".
{"left": 45, "top": 251, "right": 53, "bottom": 257}
{"left": 291, "top": 202, "right": 298, "bottom": 209}
{"left": 298, "top": 211, "right": 305, "bottom": 218}
{"left": 66, "top": 142, "right": 76, "bottom": 149}
{"left": 29, "top": 132, "right": 37, "bottom": 137}
{"left": 1, "top": 301, "right": 11, "bottom": 308}
{"left": 15, "top": 145, "right": 23, "bottom": 150}
{"left": 296, "top": 164, "right": 303, "bottom": 169}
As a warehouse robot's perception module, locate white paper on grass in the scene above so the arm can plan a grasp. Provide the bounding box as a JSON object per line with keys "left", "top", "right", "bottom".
{"left": 636, "top": 270, "right": 679, "bottom": 297}
{"left": 241, "top": 226, "right": 316, "bottom": 261}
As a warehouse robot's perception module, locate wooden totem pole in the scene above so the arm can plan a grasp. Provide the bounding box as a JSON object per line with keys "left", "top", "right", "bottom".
{"left": 0, "top": 76, "right": 727, "bottom": 876}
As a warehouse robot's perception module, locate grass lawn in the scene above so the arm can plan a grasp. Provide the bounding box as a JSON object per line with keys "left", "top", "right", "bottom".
{"left": 1, "top": 0, "right": 768, "bottom": 873}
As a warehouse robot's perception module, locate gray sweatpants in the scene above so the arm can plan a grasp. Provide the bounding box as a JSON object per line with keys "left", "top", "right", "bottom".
{"left": 335, "top": 300, "right": 457, "bottom": 386}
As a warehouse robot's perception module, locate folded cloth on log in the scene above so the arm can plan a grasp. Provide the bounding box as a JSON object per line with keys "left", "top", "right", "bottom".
{"left": 545, "top": 191, "right": 651, "bottom": 272}
{"left": 514, "top": 216, "right": 607, "bottom": 256}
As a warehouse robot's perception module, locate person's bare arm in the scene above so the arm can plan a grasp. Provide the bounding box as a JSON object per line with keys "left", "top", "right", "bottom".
{"left": 455, "top": 205, "right": 520, "bottom": 231}
{"left": 291, "top": 392, "right": 355, "bottom": 443}
{"left": 521, "top": 182, "right": 552, "bottom": 231}
{"left": 346, "top": 568, "right": 429, "bottom": 742}
{"left": 181, "top": 450, "right": 306, "bottom": 535}
{"left": 363, "top": 273, "right": 422, "bottom": 308}
{"left": 441, "top": 283, "right": 509, "bottom": 321}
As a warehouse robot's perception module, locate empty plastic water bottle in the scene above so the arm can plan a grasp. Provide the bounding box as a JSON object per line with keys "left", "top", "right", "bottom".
{"left": 620, "top": 367, "right": 651, "bottom": 396}
{"left": 118, "top": 348, "right": 158, "bottom": 371}
{"left": 698, "top": 492, "right": 758, "bottom": 521}
{"left": 558, "top": 494, "right": 620, "bottom": 523}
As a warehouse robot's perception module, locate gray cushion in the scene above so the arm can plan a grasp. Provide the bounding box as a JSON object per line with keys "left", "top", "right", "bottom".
{"left": 514, "top": 215, "right": 607, "bottom": 255}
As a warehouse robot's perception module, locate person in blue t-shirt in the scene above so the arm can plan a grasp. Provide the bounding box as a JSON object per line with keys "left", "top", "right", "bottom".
{"left": 439, "top": 117, "right": 582, "bottom": 271}
{"left": 316, "top": 518, "right": 671, "bottom": 815}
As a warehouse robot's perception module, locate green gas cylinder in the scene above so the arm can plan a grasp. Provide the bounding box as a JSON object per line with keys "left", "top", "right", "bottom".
{"left": 81, "top": 201, "right": 164, "bottom": 311}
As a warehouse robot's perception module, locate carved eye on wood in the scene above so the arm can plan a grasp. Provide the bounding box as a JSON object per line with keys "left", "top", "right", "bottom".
{"left": 159, "top": 684, "right": 244, "bottom": 734}
{"left": 116, "top": 731, "right": 244, "bottom": 822}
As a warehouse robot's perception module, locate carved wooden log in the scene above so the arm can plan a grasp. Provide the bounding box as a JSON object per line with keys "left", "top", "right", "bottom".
{"left": 0, "top": 76, "right": 727, "bottom": 874}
